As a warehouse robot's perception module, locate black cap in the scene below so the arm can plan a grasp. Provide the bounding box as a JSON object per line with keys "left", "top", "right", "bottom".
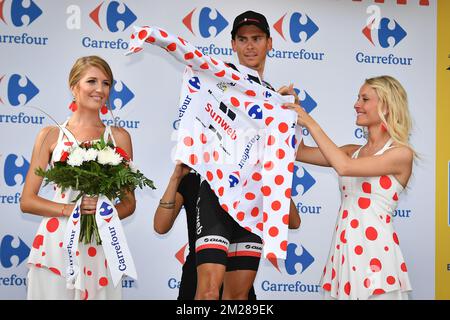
{"left": 231, "top": 11, "right": 270, "bottom": 39}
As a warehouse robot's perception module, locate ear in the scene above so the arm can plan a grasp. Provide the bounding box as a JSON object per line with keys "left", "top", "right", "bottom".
{"left": 267, "top": 37, "right": 273, "bottom": 52}
{"left": 231, "top": 39, "right": 237, "bottom": 52}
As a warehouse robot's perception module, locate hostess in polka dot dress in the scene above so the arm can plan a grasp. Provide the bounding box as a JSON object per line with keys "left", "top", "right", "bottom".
{"left": 27, "top": 122, "right": 120, "bottom": 300}
{"left": 320, "top": 139, "right": 412, "bottom": 300}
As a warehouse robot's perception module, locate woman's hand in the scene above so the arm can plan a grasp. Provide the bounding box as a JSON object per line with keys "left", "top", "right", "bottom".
{"left": 277, "top": 83, "right": 299, "bottom": 104}
{"left": 80, "top": 195, "right": 98, "bottom": 215}
{"left": 285, "top": 102, "right": 312, "bottom": 127}
{"left": 171, "top": 161, "right": 191, "bottom": 181}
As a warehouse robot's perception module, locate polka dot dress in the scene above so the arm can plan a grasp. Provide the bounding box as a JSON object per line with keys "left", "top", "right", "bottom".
{"left": 320, "top": 139, "right": 412, "bottom": 300}
{"left": 27, "top": 122, "right": 121, "bottom": 300}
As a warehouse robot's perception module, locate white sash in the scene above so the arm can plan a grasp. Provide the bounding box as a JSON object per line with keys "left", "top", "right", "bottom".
{"left": 63, "top": 195, "right": 137, "bottom": 288}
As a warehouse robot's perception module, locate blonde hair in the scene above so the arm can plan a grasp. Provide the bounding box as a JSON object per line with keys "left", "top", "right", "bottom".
{"left": 69, "top": 55, "right": 113, "bottom": 90}
{"left": 365, "top": 75, "right": 415, "bottom": 154}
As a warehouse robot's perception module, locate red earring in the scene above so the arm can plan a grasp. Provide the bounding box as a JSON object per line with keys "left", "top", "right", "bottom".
{"left": 69, "top": 98, "right": 77, "bottom": 112}
{"left": 100, "top": 104, "right": 108, "bottom": 115}
{"left": 380, "top": 122, "right": 388, "bottom": 132}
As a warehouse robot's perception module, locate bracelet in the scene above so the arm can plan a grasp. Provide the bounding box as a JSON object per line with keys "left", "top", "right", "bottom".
{"left": 159, "top": 199, "right": 175, "bottom": 209}
{"left": 60, "top": 204, "right": 68, "bottom": 217}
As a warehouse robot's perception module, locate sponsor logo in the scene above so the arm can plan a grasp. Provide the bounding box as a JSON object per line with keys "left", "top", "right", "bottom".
{"left": 273, "top": 12, "right": 319, "bottom": 43}
{"left": 294, "top": 88, "right": 317, "bottom": 137}
{"left": 0, "top": 0, "right": 42, "bottom": 27}
{"left": 182, "top": 7, "right": 228, "bottom": 38}
{"left": 228, "top": 171, "right": 240, "bottom": 188}
{"left": 291, "top": 164, "right": 316, "bottom": 196}
{"left": 263, "top": 242, "right": 319, "bottom": 294}
{"left": 0, "top": 0, "right": 49, "bottom": 46}
{"left": 109, "top": 80, "right": 135, "bottom": 110}
{"left": 363, "top": 17, "right": 407, "bottom": 48}
{"left": 0, "top": 235, "right": 30, "bottom": 287}
{"left": 269, "top": 12, "right": 325, "bottom": 61}
{"left": 1, "top": 74, "right": 39, "bottom": 107}
{"left": 268, "top": 242, "right": 314, "bottom": 275}
{"left": 82, "top": 1, "right": 136, "bottom": 50}
{"left": 0, "top": 235, "right": 30, "bottom": 268}
{"left": 101, "top": 80, "right": 140, "bottom": 129}
{"left": 4, "top": 154, "right": 29, "bottom": 187}
{"left": 89, "top": 1, "right": 136, "bottom": 32}
{"left": 99, "top": 201, "right": 113, "bottom": 223}
{"left": 357, "top": 16, "right": 413, "bottom": 66}
{"left": 0, "top": 74, "right": 45, "bottom": 126}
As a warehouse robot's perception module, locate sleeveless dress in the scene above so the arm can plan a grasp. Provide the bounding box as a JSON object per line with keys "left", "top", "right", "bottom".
{"left": 320, "top": 139, "right": 412, "bottom": 300}
{"left": 27, "top": 120, "right": 122, "bottom": 300}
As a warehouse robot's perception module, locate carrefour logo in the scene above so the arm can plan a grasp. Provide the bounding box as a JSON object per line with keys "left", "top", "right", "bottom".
{"left": 0, "top": 235, "right": 30, "bottom": 268}
{"left": 102, "top": 80, "right": 139, "bottom": 129}
{"left": 90, "top": 1, "right": 136, "bottom": 32}
{"left": 182, "top": 7, "right": 229, "bottom": 38}
{"left": 268, "top": 12, "right": 324, "bottom": 61}
{"left": 4, "top": 154, "right": 30, "bottom": 187}
{"left": 363, "top": 17, "right": 407, "bottom": 48}
{"left": 0, "top": 0, "right": 42, "bottom": 27}
{"left": 109, "top": 80, "right": 134, "bottom": 110}
{"left": 0, "top": 74, "right": 39, "bottom": 106}
{"left": 292, "top": 164, "right": 316, "bottom": 197}
{"left": 273, "top": 12, "right": 319, "bottom": 43}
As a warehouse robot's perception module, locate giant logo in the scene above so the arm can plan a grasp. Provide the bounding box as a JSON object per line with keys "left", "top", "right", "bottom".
{"left": 0, "top": 0, "right": 42, "bottom": 27}
{"left": 0, "top": 235, "right": 30, "bottom": 268}
{"left": 292, "top": 164, "right": 316, "bottom": 196}
{"left": 182, "top": 7, "right": 228, "bottom": 38}
{"left": 4, "top": 154, "right": 30, "bottom": 187}
{"left": 0, "top": 74, "right": 39, "bottom": 106}
{"left": 363, "top": 17, "right": 407, "bottom": 48}
{"left": 268, "top": 242, "right": 314, "bottom": 274}
{"left": 90, "top": 1, "right": 137, "bottom": 32}
{"left": 109, "top": 80, "right": 135, "bottom": 110}
{"left": 273, "top": 12, "right": 319, "bottom": 43}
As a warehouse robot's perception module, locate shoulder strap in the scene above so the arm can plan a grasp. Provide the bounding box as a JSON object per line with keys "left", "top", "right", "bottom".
{"left": 58, "top": 119, "right": 78, "bottom": 145}
{"left": 378, "top": 138, "right": 394, "bottom": 154}
{"left": 352, "top": 145, "right": 364, "bottom": 159}
{"left": 103, "top": 125, "right": 117, "bottom": 146}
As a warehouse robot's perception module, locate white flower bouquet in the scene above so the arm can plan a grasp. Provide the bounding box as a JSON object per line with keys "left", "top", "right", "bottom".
{"left": 36, "top": 137, "right": 155, "bottom": 244}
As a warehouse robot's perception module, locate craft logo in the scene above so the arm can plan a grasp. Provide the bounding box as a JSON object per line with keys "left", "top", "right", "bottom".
{"left": 182, "top": 7, "right": 228, "bottom": 38}
{"left": 102, "top": 80, "right": 140, "bottom": 129}
{"left": 0, "top": 0, "right": 41, "bottom": 27}
{"left": 262, "top": 242, "right": 320, "bottom": 294}
{"left": 82, "top": 1, "right": 136, "bottom": 50}
{"left": 273, "top": 12, "right": 318, "bottom": 43}
{"left": 268, "top": 12, "right": 325, "bottom": 61}
{"left": 356, "top": 16, "right": 413, "bottom": 66}
{"left": 3, "top": 154, "right": 29, "bottom": 187}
